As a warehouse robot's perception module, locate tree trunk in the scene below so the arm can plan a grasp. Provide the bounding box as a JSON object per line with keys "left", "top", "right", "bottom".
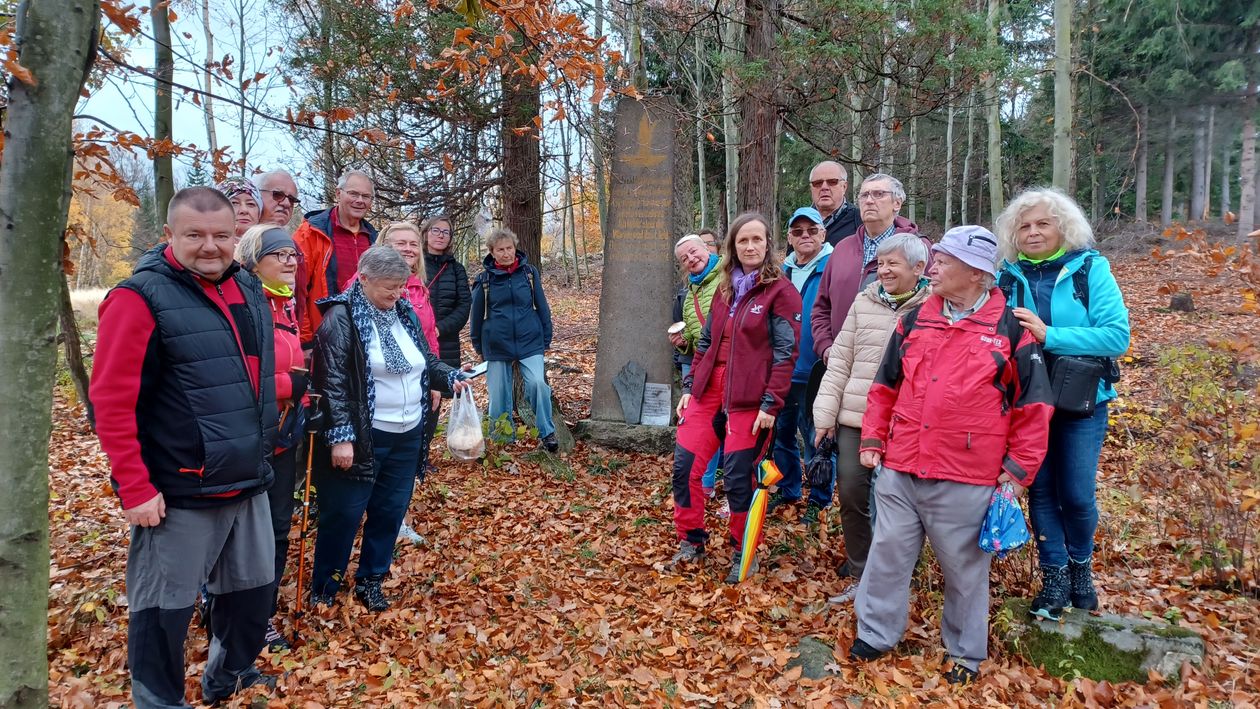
{"left": 962, "top": 90, "right": 976, "bottom": 225}
{"left": 736, "top": 0, "right": 778, "bottom": 217}
{"left": 0, "top": 2, "right": 99, "bottom": 706}
{"left": 1161, "top": 111, "right": 1177, "bottom": 227}
{"left": 908, "top": 115, "right": 918, "bottom": 222}
{"left": 1135, "top": 105, "right": 1148, "bottom": 222}
{"left": 592, "top": 0, "right": 609, "bottom": 244}
{"left": 59, "top": 272, "right": 94, "bottom": 424}
{"left": 1203, "top": 105, "right": 1214, "bottom": 220}
{"left": 720, "top": 0, "right": 741, "bottom": 225}
{"left": 944, "top": 41, "right": 956, "bottom": 230}
{"left": 985, "top": 0, "right": 1004, "bottom": 221}
{"left": 1190, "top": 105, "right": 1208, "bottom": 222}
{"left": 1239, "top": 102, "right": 1257, "bottom": 238}
{"left": 200, "top": 0, "right": 218, "bottom": 155}
{"left": 694, "top": 28, "right": 708, "bottom": 228}
{"left": 153, "top": 0, "right": 175, "bottom": 221}
{"left": 501, "top": 70, "right": 543, "bottom": 266}
{"left": 1051, "top": 0, "right": 1072, "bottom": 190}
{"left": 1221, "top": 139, "right": 1232, "bottom": 217}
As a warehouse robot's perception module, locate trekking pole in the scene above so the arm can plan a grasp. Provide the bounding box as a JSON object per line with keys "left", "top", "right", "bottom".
{"left": 293, "top": 393, "right": 321, "bottom": 640}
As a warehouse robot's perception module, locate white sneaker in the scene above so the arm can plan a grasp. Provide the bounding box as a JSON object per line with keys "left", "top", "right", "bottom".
{"left": 397, "top": 522, "right": 425, "bottom": 545}
{"left": 828, "top": 585, "right": 858, "bottom": 604}
{"left": 717, "top": 497, "right": 730, "bottom": 519}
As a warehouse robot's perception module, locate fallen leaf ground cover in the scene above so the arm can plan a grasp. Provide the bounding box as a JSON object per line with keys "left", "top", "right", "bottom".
{"left": 48, "top": 250, "right": 1258, "bottom": 707}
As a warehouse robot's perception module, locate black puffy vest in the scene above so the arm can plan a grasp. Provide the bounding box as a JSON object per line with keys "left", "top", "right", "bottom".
{"left": 118, "top": 246, "right": 277, "bottom": 504}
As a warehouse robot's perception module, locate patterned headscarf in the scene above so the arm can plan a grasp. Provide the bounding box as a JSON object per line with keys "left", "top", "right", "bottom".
{"left": 215, "top": 176, "right": 262, "bottom": 210}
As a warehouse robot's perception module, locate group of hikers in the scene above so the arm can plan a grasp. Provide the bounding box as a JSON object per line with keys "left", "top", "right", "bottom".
{"left": 90, "top": 170, "right": 558, "bottom": 707}
{"left": 88, "top": 158, "right": 1129, "bottom": 706}
{"left": 665, "top": 162, "right": 1130, "bottom": 685}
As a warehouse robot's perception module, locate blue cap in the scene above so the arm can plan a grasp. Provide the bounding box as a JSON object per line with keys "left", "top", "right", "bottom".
{"left": 787, "top": 206, "right": 824, "bottom": 230}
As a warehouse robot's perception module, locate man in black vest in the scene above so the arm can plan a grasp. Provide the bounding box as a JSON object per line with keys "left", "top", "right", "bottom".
{"left": 91, "top": 187, "right": 279, "bottom": 708}
{"left": 810, "top": 160, "right": 860, "bottom": 246}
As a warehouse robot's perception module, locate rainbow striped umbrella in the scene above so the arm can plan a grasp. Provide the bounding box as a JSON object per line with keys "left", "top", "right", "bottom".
{"left": 738, "top": 458, "right": 784, "bottom": 582}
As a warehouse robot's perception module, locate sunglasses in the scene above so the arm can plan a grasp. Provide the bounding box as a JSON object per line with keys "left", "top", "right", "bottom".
{"left": 789, "top": 226, "right": 822, "bottom": 238}
{"left": 811, "top": 178, "right": 842, "bottom": 188}
{"left": 269, "top": 189, "right": 300, "bottom": 207}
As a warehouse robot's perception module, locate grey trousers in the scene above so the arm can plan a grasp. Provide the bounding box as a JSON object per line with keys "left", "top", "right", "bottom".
{"left": 854, "top": 468, "right": 993, "bottom": 671}
{"left": 127, "top": 492, "right": 275, "bottom": 708}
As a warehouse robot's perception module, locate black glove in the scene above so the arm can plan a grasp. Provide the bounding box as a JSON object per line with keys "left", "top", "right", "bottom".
{"left": 289, "top": 371, "right": 309, "bottom": 402}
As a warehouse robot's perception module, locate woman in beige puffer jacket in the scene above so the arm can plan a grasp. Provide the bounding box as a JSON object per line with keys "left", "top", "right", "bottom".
{"left": 813, "top": 233, "right": 931, "bottom": 591}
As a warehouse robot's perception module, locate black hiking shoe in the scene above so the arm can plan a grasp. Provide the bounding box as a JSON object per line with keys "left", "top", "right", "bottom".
{"left": 541, "top": 433, "right": 559, "bottom": 453}
{"left": 1068, "top": 558, "right": 1099, "bottom": 611}
{"left": 801, "top": 504, "right": 822, "bottom": 525}
{"left": 848, "top": 637, "right": 887, "bottom": 662}
{"left": 725, "top": 554, "right": 758, "bottom": 584}
{"left": 354, "top": 575, "right": 390, "bottom": 612}
{"left": 766, "top": 492, "right": 799, "bottom": 514}
{"left": 943, "top": 663, "right": 978, "bottom": 685}
{"left": 204, "top": 669, "right": 279, "bottom": 706}
{"left": 1030, "top": 565, "right": 1070, "bottom": 621}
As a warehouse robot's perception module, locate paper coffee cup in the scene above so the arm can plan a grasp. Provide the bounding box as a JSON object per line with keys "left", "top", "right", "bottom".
{"left": 667, "top": 321, "right": 686, "bottom": 335}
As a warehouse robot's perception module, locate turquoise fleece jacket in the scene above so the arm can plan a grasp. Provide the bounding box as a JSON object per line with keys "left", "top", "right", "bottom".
{"left": 998, "top": 249, "right": 1131, "bottom": 404}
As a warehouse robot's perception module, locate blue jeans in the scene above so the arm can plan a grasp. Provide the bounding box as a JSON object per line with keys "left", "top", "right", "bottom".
{"left": 311, "top": 425, "right": 423, "bottom": 595}
{"left": 773, "top": 382, "right": 832, "bottom": 507}
{"left": 1028, "top": 403, "right": 1109, "bottom": 567}
{"left": 487, "top": 355, "right": 555, "bottom": 439}
{"left": 681, "top": 362, "right": 721, "bottom": 488}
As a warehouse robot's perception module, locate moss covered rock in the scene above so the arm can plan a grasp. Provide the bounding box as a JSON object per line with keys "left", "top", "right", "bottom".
{"left": 997, "top": 598, "right": 1204, "bottom": 683}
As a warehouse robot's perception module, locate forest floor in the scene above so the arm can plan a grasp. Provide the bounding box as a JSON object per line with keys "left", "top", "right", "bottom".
{"left": 48, "top": 241, "right": 1259, "bottom": 708}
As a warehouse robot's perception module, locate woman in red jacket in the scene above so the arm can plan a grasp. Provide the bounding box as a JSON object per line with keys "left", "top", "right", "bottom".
{"left": 670, "top": 212, "right": 802, "bottom": 583}
{"left": 235, "top": 224, "right": 308, "bottom": 651}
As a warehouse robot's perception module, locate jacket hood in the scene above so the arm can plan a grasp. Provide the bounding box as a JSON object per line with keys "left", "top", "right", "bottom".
{"left": 482, "top": 248, "right": 532, "bottom": 274}
{"left": 784, "top": 242, "right": 833, "bottom": 276}
{"left": 301, "top": 206, "right": 378, "bottom": 241}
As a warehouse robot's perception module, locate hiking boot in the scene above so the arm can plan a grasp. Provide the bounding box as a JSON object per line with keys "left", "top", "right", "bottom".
{"left": 766, "top": 492, "right": 799, "bottom": 514}
{"left": 354, "top": 575, "right": 390, "bottom": 612}
{"left": 836, "top": 560, "right": 856, "bottom": 579}
{"left": 801, "top": 504, "right": 822, "bottom": 525}
{"left": 309, "top": 590, "right": 336, "bottom": 608}
{"left": 848, "top": 637, "right": 887, "bottom": 662}
{"left": 669, "top": 541, "right": 705, "bottom": 567}
{"left": 264, "top": 620, "right": 290, "bottom": 652}
{"left": 725, "top": 554, "right": 758, "bottom": 584}
{"left": 204, "top": 669, "right": 279, "bottom": 706}
{"left": 1030, "top": 565, "right": 1070, "bottom": 621}
{"left": 1068, "top": 558, "right": 1099, "bottom": 611}
{"left": 396, "top": 521, "right": 425, "bottom": 546}
{"left": 943, "top": 662, "right": 978, "bottom": 685}
{"left": 541, "top": 433, "right": 559, "bottom": 453}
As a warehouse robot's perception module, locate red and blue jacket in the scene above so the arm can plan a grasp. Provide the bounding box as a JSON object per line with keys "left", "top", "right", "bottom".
{"left": 860, "top": 289, "right": 1053, "bottom": 487}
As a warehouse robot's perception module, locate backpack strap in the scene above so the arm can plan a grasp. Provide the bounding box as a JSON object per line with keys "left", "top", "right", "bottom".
{"left": 997, "top": 270, "right": 1021, "bottom": 308}
{"left": 1071, "top": 254, "right": 1095, "bottom": 311}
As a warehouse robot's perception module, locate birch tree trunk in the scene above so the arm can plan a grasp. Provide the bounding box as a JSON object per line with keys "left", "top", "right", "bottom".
{"left": 944, "top": 40, "right": 956, "bottom": 230}
{"left": 0, "top": 1, "right": 99, "bottom": 706}
{"left": 592, "top": 0, "right": 609, "bottom": 243}
{"left": 153, "top": 0, "right": 175, "bottom": 221}
{"left": 1203, "top": 105, "right": 1214, "bottom": 220}
{"left": 1051, "top": 0, "right": 1072, "bottom": 190}
{"left": 1191, "top": 105, "right": 1208, "bottom": 222}
{"left": 1161, "top": 111, "right": 1177, "bottom": 227}
{"left": 694, "top": 27, "right": 708, "bottom": 227}
{"left": 1238, "top": 76, "right": 1258, "bottom": 237}
{"left": 962, "top": 90, "right": 976, "bottom": 225}
{"left": 721, "top": 0, "right": 741, "bottom": 226}
{"left": 201, "top": 0, "right": 219, "bottom": 155}
{"left": 1135, "top": 105, "right": 1148, "bottom": 222}
{"left": 985, "top": 0, "right": 1004, "bottom": 220}
{"left": 1221, "top": 140, "right": 1232, "bottom": 218}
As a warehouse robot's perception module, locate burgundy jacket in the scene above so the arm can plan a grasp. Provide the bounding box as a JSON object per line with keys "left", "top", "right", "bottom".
{"left": 685, "top": 275, "right": 802, "bottom": 415}
{"left": 810, "top": 216, "right": 929, "bottom": 358}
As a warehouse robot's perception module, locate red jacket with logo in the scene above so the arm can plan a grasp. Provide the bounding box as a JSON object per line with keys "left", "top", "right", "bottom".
{"left": 685, "top": 275, "right": 802, "bottom": 415}
{"left": 859, "top": 289, "right": 1053, "bottom": 487}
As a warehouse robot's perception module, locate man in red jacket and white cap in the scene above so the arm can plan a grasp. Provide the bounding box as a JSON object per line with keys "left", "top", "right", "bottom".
{"left": 847, "top": 225, "right": 1054, "bottom": 685}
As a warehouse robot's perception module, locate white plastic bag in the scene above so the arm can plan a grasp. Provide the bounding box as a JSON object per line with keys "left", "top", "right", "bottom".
{"left": 446, "top": 388, "right": 485, "bottom": 460}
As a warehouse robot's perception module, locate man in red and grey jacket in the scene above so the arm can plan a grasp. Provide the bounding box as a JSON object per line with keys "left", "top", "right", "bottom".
{"left": 847, "top": 225, "right": 1053, "bottom": 686}
{"left": 91, "top": 187, "right": 279, "bottom": 708}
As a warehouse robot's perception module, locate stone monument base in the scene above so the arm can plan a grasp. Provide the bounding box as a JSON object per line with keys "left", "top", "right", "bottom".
{"left": 574, "top": 419, "right": 675, "bottom": 454}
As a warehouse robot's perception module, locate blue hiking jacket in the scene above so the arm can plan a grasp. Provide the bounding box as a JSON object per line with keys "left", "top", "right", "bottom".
{"left": 998, "top": 249, "right": 1130, "bottom": 404}
{"left": 470, "top": 250, "right": 553, "bottom": 362}
{"left": 783, "top": 246, "right": 832, "bottom": 383}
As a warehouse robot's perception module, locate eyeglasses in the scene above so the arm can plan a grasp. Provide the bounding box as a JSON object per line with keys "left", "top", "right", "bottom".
{"left": 269, "top": 189, "right": 300, "bottom": 207}
{"left": 267, "top": 250, "right": 299, "bottom": 264}
{"left": 788, "top": 226, "right": 822, "bottom": 238}
{"left": 341, "top": 189, "right": 374, "bottom": 203}
{"left": 811, "top": 178, "right": 842, "bottom": 188}
{"left": 858, "top": 189, "right": 892, "bottom": 202}
{"left": 428, "top": 227, "right": 452, "bottom": 237}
